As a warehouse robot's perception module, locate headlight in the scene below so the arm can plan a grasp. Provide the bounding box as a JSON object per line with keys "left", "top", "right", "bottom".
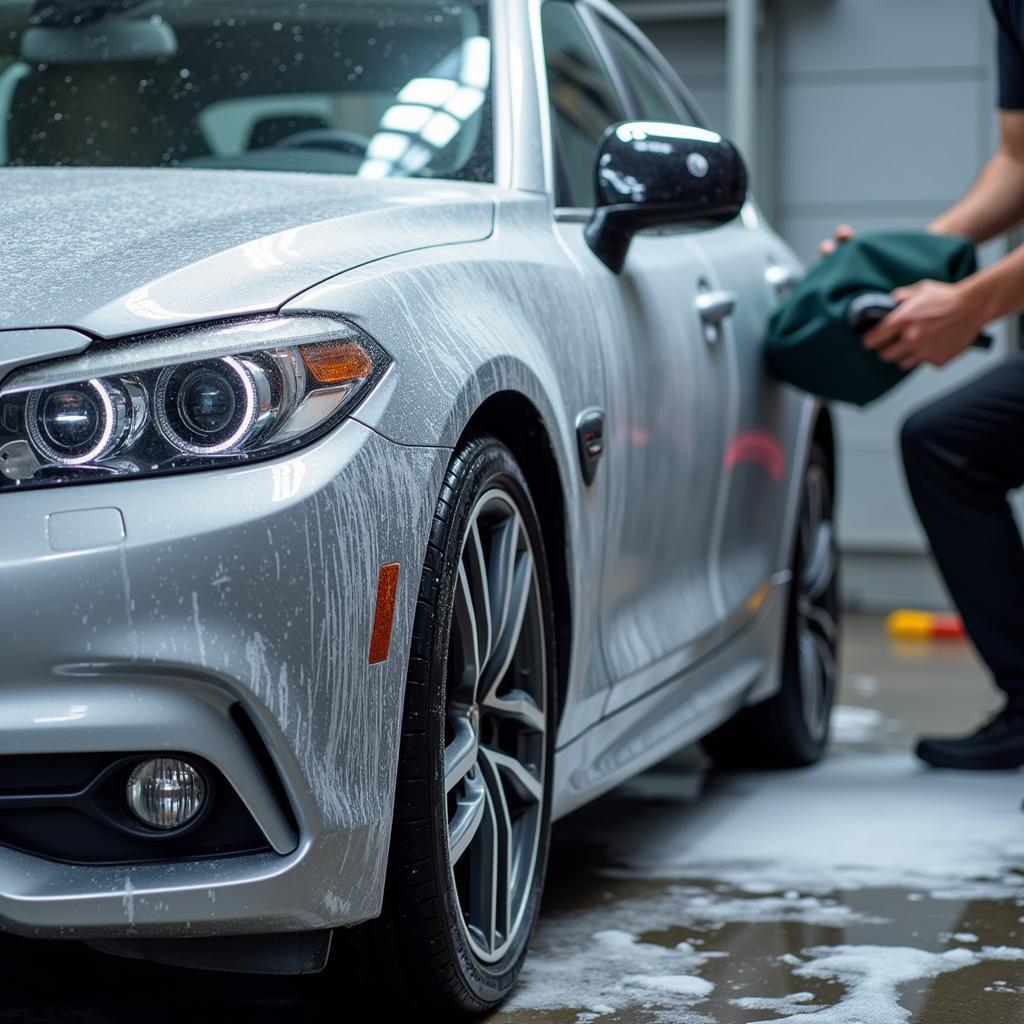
{"left": 0, "top": 315, "right": 389, "bottom": 491}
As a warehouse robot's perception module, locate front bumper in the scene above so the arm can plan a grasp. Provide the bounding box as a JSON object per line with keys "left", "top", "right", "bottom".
{"left": 0, "top": 417, "right": 448, "bottom": 939}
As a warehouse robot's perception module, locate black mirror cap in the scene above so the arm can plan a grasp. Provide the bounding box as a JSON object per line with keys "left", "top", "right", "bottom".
{"left": 585, "top": 121, "right": 749, "bottom": 273}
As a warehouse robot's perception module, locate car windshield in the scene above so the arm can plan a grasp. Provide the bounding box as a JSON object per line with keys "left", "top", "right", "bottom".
{"left": 0, "top": 0, "right": 492, "bottom": 180}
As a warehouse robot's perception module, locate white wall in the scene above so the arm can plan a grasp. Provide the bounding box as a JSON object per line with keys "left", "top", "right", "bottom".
{"left": 622, "top": 0, "right": 1010, "bottom": 610}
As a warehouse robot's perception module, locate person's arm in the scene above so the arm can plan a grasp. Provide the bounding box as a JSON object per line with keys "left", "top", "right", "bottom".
{"left": 862, "top": 242, "right": 1024, "bottom": 370}
{"left": 860, "top": 112, "right": 1024, "bottom": 369}
{"left": 929, "top": 110, "right": 1024, "bottom": 243}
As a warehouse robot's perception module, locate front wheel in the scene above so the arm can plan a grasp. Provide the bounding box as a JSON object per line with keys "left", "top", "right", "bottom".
{"left": 704, "top": 441, "right": 839, "bottom": 768}
{"left": 359, "top": 435, "right": 556, "bottom": 1017}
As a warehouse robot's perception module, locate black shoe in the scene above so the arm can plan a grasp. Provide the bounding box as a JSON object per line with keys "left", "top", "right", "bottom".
{"left": 916, "top": 708, "right": 1024, "bottom": 770}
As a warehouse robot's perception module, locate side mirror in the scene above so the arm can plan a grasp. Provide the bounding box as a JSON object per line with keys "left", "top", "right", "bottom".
{"left": 585, "top": 121, "right": 749, "bottom": 273}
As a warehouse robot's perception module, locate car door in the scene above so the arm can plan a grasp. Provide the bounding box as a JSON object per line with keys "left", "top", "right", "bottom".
{"left": 542, "top": 0, "right": 731, "bottom": 709}
{"left": 596, "top": 7, "right": 802, "bottom": 642}
{"left": 689, "top": 216, "right": 804, "bottom": 629}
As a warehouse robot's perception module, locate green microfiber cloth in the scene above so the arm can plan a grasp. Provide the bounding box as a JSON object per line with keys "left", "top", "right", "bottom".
{"left": 765, "top": 230, "right": 978, "bottom": 406}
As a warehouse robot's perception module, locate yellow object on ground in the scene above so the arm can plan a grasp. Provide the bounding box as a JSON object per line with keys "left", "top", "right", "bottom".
{"left": 887, "top": 610, "right": 966, "bottom": 640}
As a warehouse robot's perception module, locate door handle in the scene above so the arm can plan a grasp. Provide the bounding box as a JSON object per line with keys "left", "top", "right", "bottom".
{"left": 766, "top": 263, "right": 801, "bottom": 298}
{"left": 696, "top": 290, "right": 737, "bottom": 327}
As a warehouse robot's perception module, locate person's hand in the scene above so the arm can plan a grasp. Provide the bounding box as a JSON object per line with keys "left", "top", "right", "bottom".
{"left": 820, "top": 224, "right": 856, "bottom": 256}
{"left": 862, "top": 280, "right": 985, "bottom": 370}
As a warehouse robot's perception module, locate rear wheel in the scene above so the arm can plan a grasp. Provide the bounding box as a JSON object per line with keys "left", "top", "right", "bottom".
{"left": 704, "top": 442, "right": 839, "bottom": 768}
{"left": 359, "top": 435, "right": 555, "bottom": 1017}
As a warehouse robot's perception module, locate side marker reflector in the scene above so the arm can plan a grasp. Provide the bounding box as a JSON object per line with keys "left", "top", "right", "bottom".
{"left": 369, "top": 563, "right": 401, "bottom": 664}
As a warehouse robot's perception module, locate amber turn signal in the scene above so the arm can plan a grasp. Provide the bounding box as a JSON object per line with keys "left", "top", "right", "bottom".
{"left": 301, "top": 341, "right": 374, "bottom": 386}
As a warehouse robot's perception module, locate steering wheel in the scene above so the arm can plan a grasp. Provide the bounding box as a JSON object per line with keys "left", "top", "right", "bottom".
{"left": 273, "top": 128, "right": 371, "bottom": 157}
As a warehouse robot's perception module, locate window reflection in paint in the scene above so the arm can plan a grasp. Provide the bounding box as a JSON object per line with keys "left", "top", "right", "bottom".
{"left": 33, "top": 704, "right": 89, "bottom": 724}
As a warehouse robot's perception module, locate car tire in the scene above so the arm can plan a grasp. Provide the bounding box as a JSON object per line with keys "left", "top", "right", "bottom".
{"left": 703, "top": 441, "right": 839, "bottom": 769}
{"left": 347, "top": 434, "right": 556, "bottom": 1018}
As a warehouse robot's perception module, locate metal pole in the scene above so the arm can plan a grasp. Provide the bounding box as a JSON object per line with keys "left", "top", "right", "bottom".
{"left": 727, "top": 0, "right": 759, "bottom": 186}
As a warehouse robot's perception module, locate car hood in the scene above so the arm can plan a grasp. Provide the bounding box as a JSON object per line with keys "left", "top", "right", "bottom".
{"left": 0, "top": 168, "right": 495, "bottom": 340}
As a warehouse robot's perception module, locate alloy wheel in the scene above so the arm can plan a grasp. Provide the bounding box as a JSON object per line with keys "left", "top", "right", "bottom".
{"left": 444, "top": 488, "right": 548, "bottom": 965}
{"left": 795, "top": 462, "right": 838, "bottom": 743}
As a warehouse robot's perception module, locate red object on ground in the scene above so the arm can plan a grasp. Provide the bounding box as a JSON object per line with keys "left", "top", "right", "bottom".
{"left": 930, "top": 614, "right": 967, "bottom": 639}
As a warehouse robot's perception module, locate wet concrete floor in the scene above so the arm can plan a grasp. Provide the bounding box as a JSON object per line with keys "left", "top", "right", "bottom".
{"left": 0, "top": 615, "right": 1021, "bottom": 1022}
{"left": 487, "top": 615, "right": 1024, "bottom": 1023}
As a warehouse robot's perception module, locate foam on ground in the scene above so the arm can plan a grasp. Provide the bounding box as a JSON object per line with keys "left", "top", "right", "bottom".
{"left": 743, "top": 944, "right": 1024, "bottom": 1024}
{"left": 503, "top": 923, "right": 717, "bottom": 1020}
{"left": 598, "top": 751, "right": 1024, "bottom": 898}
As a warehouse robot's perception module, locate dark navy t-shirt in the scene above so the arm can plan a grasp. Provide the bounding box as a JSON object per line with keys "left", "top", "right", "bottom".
{"left": 993, "top": 0, "right": 1024, "bottom": 108}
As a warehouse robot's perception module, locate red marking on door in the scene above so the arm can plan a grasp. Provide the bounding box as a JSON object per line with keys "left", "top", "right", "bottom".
{"left": 725, "top": 430, "right": 786, "bottom": 482}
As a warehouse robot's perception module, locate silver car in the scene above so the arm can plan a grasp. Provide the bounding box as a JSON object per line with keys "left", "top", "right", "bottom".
{"left": 0, "top": 0, "right": 838, "bottom": 1015}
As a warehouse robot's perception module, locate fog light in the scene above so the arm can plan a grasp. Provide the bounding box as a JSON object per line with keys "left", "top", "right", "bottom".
{"left": 127, "top": 758, "right": 206, "bottom": 831}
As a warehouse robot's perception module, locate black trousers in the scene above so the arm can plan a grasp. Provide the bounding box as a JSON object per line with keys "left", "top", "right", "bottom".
{"left": 901, "top": 353, "right": 1024, "bottom": 707}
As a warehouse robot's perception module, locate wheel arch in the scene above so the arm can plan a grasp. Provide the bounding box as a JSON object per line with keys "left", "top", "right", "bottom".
{"left": 811, "top": 403, "right": 837, "bottom": 494}
{"left": 459, "top": 391, "right": 573, "bottom": 730}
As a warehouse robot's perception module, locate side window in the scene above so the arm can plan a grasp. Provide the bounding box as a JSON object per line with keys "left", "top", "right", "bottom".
{"left": 598, "top": 20, "right": 690, "bottom": 125}
{"left": 542, "top": 1, "right": 627, "bottom": 208}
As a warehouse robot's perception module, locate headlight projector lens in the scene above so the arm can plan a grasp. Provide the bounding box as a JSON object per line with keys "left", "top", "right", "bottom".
{"left": 26, "top": 380, "right": 128, "bottom": 466}
{"left": 127, "top": 758, "right": 207, "bottom": 831}
{"left": 43, "top": 389, "right": 101, "bottom": 448}
{"left": 177, "top": 366, "right": 238, "bottom": 435}
{"left": 155, "top": 356, "right": 270, "bottom": 455}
